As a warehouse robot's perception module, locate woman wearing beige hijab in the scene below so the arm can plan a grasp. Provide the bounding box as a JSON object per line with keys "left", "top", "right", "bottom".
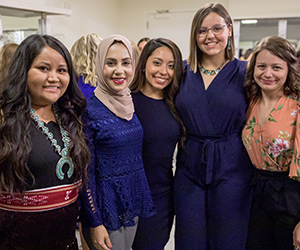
{"left": 79, "top": 35, "right": 155, "bottom": 250}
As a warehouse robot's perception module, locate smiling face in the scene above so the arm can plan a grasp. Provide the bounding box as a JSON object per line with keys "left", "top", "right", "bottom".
{"left": 254, "top": 49, "right": 288, "bottom": 96}
{"left": 27, "top": 46, "right": 70, "bottom": 110}
{"left": 103, "top": 43, "right": 133, "bottom": 92}
{"left": 197, "top": 12, "right": 232, "bottom": 58}
{"left": 143, "top": 46, "right": 175, "bottom": 98}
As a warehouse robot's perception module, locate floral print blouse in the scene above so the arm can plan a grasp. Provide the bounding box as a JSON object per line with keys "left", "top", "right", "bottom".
{"left": 242, "top": 95, "right": 300, "bottom": 178}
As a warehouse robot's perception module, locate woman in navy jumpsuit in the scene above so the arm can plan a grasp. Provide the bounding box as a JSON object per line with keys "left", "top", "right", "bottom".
{"left": 174, "top": 3, "right": 253, "bottom": 250}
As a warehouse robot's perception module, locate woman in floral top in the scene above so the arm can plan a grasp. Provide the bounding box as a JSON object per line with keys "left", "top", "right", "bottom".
{"left": 242, "top": 36, "right": 300, "bottom": 250}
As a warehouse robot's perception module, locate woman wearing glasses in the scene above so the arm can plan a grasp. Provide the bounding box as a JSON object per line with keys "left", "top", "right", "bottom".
{"left": 174, "top": 3, "right": 253, "bottom": 250}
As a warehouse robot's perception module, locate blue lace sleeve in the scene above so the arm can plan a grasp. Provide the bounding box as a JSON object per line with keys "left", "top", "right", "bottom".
{"left": 80, "top": 110, "right": 103, "bottom": 227}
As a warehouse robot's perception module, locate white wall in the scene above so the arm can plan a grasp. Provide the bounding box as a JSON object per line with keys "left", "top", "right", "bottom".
{"left": 1, "top": 0, "right": 120, "bottom": 49}
{"left": 1, "top": 0, "right": 300, "bottom": 51}
{"left": 228, "top": 0, "right": 300, "bottom": 19}
{"left": 118, "top": 0, "right": 228, "bottom": 46}
{"left": 2, "top": 16, "right": 39, "bottom": 31}
{"left": 116, "top": 0, "right": 300, "bottom": 58}
{"left": 47, "top": 0, "right": 119, "bottom": 48}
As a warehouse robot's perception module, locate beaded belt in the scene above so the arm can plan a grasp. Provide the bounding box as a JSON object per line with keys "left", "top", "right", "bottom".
{"left": 0, "top": 181, "right": 81, "bottom": 212}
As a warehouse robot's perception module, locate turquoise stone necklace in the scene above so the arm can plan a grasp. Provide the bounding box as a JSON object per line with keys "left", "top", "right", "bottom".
{"left": 200, "top": 65, "right": 221, "bottom": 75}
{"left": 200, "top": 61, "right": 226, "bottom": 76}
{"left": 30, "top": 107, "right": 74, "bottom": 180}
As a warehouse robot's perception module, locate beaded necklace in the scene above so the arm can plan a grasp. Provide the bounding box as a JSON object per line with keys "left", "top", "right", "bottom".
{"left": 200, "top": 61, "right": 226, "bottom": 76}
{"left": 30, "top": 107, "right": 74, "bottom": 180}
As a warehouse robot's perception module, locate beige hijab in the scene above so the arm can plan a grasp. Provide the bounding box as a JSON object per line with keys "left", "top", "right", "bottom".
{"left": 94, "top": 34, "right": 135, "bottom": 121}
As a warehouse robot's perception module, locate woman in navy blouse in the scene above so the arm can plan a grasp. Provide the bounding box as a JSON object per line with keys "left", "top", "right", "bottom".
{"left": 80, "top": 35, "right": 155, "bottom": 250}
{"left": 130, "top": 38, "right": 184, "bottom": 250}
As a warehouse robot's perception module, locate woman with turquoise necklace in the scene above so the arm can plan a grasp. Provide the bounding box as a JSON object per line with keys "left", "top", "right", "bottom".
{"left": 0, "top": 34, "right": 90, "bottom": 250}
{"left": 174, "top": 3, "right": 253, "bottom": 249}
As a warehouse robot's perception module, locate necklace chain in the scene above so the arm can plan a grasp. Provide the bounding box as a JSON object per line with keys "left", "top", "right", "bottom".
{"left": 30, "top": 107, "right": 74, "bottom": 180}
{"left": 200, "top": 61, "right": 226, "bottom": 76}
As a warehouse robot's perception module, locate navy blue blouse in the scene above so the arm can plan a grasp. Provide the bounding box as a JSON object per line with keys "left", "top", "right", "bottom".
{"left": 80, "top": 93, "right": 155, "bottom": 231}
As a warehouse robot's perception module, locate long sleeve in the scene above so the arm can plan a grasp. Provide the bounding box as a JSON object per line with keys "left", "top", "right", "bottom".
{"left": 290, "top": 99, "right": 300, "bottom": 178}
{"left": 80, "top": 111, "right": 103, "bottom": 227}
{"left": 79, "top": 94, "right": 155, "bottom": 231}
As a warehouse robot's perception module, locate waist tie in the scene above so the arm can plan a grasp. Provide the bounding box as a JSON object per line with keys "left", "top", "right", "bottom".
{"left": 0, "top": 180, "right": 81, "bottom": 212}
{"left": 252, "top": 168, "right": 288, "bottom": 202}
{"left": 188, "top": 131, "right": 240, "bottom": 185}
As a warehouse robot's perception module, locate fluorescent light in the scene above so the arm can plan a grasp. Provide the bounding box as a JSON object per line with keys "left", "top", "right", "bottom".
{"left": 241, "top": 20, "right": 258, "bottom": 24}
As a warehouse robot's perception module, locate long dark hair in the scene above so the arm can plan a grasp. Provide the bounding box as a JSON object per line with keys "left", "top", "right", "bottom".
{"left": 130, "top": 38, "right": 186, "bottom": 145}
{"left": 0, "top": 34, "right": 90, "bottom": 194}
{"left": 245, "top": 36, "right": 300, "bottom": 105}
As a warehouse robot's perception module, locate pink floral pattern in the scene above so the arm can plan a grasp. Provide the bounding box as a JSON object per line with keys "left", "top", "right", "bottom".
{"left": 242, "top": 95, "right": 300, "bottom": 178}
{"left": 268, "top": 139, "right": 289, "bottom": 157}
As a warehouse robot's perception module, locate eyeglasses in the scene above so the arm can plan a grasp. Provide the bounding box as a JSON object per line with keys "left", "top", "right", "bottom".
{"left": 198, "top": 24, "right": 226, "bottom": 37}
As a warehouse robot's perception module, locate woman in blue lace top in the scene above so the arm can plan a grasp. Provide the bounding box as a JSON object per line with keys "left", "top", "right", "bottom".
{"left": 80, "top": 35, "right": 155, "bottom": 250}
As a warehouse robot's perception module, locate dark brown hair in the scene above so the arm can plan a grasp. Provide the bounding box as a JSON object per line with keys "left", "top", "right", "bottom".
{"left": 130, "top": 38, "right": 186, "bottom": 144}
{"left": 137, "top": 37, "right": 150, "bottom": 47}
{"left": 0, "top": 35, "right": 90, "bottom": 194}
{"left": 245, "top": 36, "right": 300, "bottom": 105}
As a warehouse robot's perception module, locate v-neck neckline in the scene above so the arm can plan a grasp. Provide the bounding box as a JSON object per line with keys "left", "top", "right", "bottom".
{"left": 256, "top": 95, "right": 284, "bottom": 129}
{"left": 199, "top": 59, "right": 231, "bottom": 92}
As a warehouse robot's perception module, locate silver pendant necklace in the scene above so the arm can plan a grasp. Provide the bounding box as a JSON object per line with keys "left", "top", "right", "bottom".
{"left": 30, "top": 107, "right": 74, "bottom": 180}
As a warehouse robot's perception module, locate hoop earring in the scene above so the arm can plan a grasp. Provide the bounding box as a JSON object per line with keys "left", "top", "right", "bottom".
{"left": 227, "top": 39, "right": 232, "bottom": 51}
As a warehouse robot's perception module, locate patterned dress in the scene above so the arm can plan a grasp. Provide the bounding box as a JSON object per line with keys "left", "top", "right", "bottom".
{"left": 0, "top": 121, "right": 79, "bottom": 250}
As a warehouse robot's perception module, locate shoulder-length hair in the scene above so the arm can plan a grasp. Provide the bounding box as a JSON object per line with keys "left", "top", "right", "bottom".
{"left": 130, "top": 37, "right": 186, "bottom": 144}
{"left": 245, "top": 36, "right": 300, "bottom": 104}
{"left": 0, "top": 34, "right": 90, "bottom": 194}
{"left": 188, "top": 3, "right": 235, "bottom": 73}
{"left": 70, "top": 33, "right": 102, "bottom": 87}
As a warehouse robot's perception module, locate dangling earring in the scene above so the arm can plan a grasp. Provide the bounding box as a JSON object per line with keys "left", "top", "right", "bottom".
{"left": 285, "top": 85, "right": 290, "bottom": 93}
{"left": 227, "top": 39, "right": 232, "bottom": 51}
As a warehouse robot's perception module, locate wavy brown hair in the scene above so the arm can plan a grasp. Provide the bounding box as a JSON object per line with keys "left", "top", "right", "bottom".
{"left": 245, "top": 36, "right": 300, "bottom": 105}
{"left": 0, "top": 34, "right": 90, "bottom": 194}
{"left": 130, "top": 38, "right": 186, "bottom": 144}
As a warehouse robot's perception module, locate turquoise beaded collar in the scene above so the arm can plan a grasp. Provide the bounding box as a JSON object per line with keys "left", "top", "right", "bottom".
{"left": 30, "top": 107, "right": 74, "bottom": 180}
{"left": 200, "top": 61, "right": 226, "bottom": 76}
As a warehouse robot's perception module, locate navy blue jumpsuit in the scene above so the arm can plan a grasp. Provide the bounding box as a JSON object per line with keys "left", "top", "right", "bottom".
{"left": 174, "top": 58, "right": 253, "bottom": 250}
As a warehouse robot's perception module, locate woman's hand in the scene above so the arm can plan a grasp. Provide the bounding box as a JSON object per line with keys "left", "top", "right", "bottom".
{"left": 91, "top": 225, "right": 112, "bottom": 250}
{"left": 293, "top": 221, "right": 300, "bottom": 249}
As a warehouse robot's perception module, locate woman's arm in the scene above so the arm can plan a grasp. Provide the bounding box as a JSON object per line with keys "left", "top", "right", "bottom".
{"left": 91, "top": 225, "right": 112, "bottom": 250}
{"left": 293, "top": 221, "right": 300, "bottom": 249}
{"left": 80, "top": 112, "right": 103, "bottom": 227}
